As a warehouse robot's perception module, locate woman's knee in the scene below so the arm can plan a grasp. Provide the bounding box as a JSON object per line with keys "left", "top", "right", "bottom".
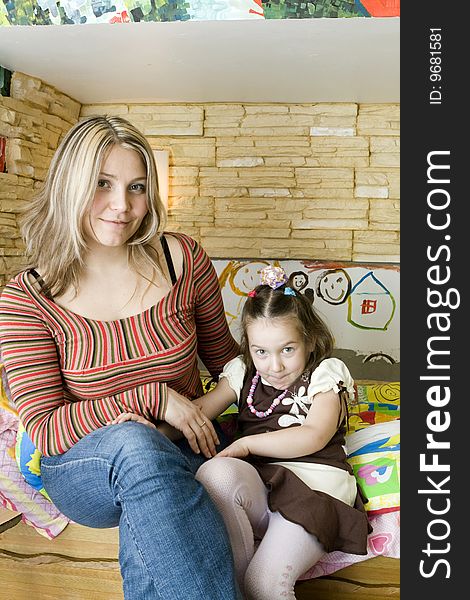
{"left": 95, "top": 422, "right": 186, "bottom": 470}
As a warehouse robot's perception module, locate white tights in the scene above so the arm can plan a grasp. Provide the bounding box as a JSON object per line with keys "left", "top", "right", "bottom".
{"left": 196, "top": 457, "right": 325, "bottom": 600}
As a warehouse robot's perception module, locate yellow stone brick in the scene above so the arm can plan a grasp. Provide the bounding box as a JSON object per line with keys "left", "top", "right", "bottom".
{"left": 359, "top": 104, "right": 400, "bottom": 118}
{"left": 169, "top": 167, "right": 199, "bottom": 186}
{"left": 0, "top": 199, "right": 30, "bottom": 213}
{"left": 204, "top": 104, "right": 244, "bottom": 117}
{"left": 292, "top": 218, "right": 368, "bottom": 230}
{"left": 149, "top": 138, "right": 215, "bottom": 166}
{"left": 355, "top": 168, "right": 400, "bottom": 199}
{"left": 306, "top": 156, "right": 368, "bottom": 168}
{"left": 370, "top": 153, "right": 400, "bottom": 168}
{"left": 289, "top": 104, "right": 358, "bottom": 116}
{"left": 80, "top": 104, "right": 130, "bottom": 116}
{"left": 244, "top": 106, "right": 289, "bottom": 114}
{"left": 357, "top": 115, "right": 400, "bottom": 136}
{"left": 0, "top": 105, "right": 15, "bottom": 125}
{"left": 353, "top": 252, "right": 400, "bottom": 264}
{"left": 354, "top": 231, "right": 399, "bottom": 243}
{"left": 242, "top": 114, "right": 317, "bottom": 128}
{"left": 291, "top": 188, "right": 354, "bottom": 199}
{"left": 255, "top": 137, "right": 311, "bottom": 148}
{"left": 300, "top": 198, "right": 369, "bottom": 211}
{"left": 291, "top": 230, "right": 352, "bottom": 241}
{"left": 239, "top": 127, "right": 310, "bottom": 137}
{"left": 204, "top": 116, "right": 244, "bottom": 128}
{"left": 216, "top": 137, "right": 255, "bottom": 148}
{"left": 370, "top": 137, "right": 400, "bottom": 152}
{"left": 130, "top": 105, "right": 204, "bottom": 117}
{"left": 215, "top": 198, "right": 276, "bottom": 211}
{"left": 201, "top": 236, "right": 261, "bottom": 257}
{"left": 204, "top": 127, "right": 242, "bottom": 137}
{"left": 303, "top": 207, "right": 368, "bottom": 220}
{"left": 217, "top": 157, "right": 264, "bottom": 168}
{"left": 217, "top": 141, "right": 309, "bottom": 158}
{"left": 249, "top": 188, "right": 291, "bottom": 198}
{"left": 295, "top": 168, "right": 354, "bottom": 188}
{"left": 264, "top": 157, "right": 307, "bottom": 167}
{"left": 169, "top": 185, "right": 199, "bottom": 197}
{"left": 202, "top": 187, "right": 249, "bottom": 198}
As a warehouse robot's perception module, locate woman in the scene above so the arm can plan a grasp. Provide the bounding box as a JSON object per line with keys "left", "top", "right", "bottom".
{"left": 0, "top": 116, "right": 240, "bottom": 599}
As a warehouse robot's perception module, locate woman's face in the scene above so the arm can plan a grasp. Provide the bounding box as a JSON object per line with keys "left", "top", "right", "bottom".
{"left": 84, "top": 145, "right": 149, "bottom": 248}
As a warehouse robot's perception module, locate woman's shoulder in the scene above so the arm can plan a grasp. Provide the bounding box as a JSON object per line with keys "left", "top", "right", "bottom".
{"left": 1, "top": 270, "right": 30, "bottom": 295}
{"left": 164, "top": 231, "right": 198, "bottom": 250}
{"left": 0, "top": 270, "right": 40, "bottom": 313}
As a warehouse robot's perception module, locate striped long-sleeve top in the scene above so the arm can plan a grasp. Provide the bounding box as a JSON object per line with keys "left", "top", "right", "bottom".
{"left": 0, "top": 233, "right": 239, "bottom": 456}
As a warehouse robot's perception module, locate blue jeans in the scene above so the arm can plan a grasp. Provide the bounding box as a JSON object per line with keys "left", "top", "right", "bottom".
{"left": 41, "top": 422, "right": 238, "bottom": 600}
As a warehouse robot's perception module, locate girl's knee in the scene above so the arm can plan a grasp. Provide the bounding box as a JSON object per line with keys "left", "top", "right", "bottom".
{"left": 195, "top": 457, "right": 248, "bottom": 491}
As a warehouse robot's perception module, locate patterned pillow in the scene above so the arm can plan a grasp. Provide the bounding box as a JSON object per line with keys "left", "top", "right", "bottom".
{"left": 0, "top": 384, "right": 69, "bottom": 539}
{"left": 347, "top": 382, "right": 400, "bottom": 432}
{"left": 346, "top": 420, "right": 400, "bottom": 515}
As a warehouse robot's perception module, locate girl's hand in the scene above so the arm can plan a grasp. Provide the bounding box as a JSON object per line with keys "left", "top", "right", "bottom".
{"left": 216, "top": 438, "right": 250, "bottom": 459}
{"left": 108, "top": 412, "right": 156, "bottom": 429}
{"left": 164, "top": 388, "right": 220, "bottom": 458}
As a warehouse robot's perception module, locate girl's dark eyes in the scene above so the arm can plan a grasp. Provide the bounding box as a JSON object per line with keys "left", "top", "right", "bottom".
{"left": 97, "top": 179, "right": 110, "bottom": 188}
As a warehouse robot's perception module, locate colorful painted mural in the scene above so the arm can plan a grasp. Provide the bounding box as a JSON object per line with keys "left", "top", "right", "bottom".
{"left": 213, "top": 259, "right": 400, "bottom": 381}
{"left": 0, "top": 0, "right": 399, "bottom": 26}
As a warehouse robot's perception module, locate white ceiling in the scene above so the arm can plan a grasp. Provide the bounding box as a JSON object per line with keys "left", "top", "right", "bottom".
{"left": 0, "top": 17, "right": 399, "bottom": 105}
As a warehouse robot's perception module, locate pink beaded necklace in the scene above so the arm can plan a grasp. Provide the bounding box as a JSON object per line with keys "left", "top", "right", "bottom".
{"left": 246, "top": 372, "right": 289, "bottom": 418}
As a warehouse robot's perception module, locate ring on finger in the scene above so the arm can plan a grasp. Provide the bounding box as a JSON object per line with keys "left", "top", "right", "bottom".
{"left": 198, "top": 420, "right": 206, "bottom": 428}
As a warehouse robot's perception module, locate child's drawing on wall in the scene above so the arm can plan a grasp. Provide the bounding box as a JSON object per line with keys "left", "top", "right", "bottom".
{"left": 289, "top": 270, "right": 315, "bottom": 303}
{"left": 315, "top": 268, "right": 395, "bottom": 331}
{"left": 315, "top": 268, "right": 352, "bottom": 305}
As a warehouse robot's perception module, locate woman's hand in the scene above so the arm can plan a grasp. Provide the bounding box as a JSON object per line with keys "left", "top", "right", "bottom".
{"left": 108, "top": 413, "right": 157, "bottom": 429}
{"left": 164, "top": 388, "right": 220, "bottom": 458}
{"left": 216, "top": 438, "right": 250, "bottom": 459}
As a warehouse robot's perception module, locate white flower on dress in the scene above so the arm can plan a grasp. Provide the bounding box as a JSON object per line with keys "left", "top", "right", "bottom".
{"left": 278, "top": 386, "right": 312, "bottom": 428}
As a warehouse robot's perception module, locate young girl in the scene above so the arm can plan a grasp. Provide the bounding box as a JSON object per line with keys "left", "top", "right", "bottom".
{"left": 192, "top": 265, "right": 372, "bottom": 600}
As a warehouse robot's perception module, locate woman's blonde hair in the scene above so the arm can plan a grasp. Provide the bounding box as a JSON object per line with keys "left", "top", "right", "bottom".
{"left": 20, "top": 115, "right": 167, "bottom": 297}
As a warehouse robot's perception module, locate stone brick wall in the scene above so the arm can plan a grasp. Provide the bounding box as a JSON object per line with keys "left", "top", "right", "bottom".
{"left": 0, "top": 71, "right": 399, "bottom": 288}
{"left": 82, "top": 102, "right": 400, "bottom": 262}
{"left": 0, "top": 72, "right": 81, "bottom": 287}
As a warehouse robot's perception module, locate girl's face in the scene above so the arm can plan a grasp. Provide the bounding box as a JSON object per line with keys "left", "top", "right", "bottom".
{"left": 246, "top": 316, "right": 311, "bottom": 390}
{"left": 84, "top": 145, "right": 149, "bottom": 248}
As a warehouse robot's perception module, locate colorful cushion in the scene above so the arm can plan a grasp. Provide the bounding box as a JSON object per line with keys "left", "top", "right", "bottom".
{"left": 347, "top": 381, "right": 400, "bottom": 432}
{"left": 346, "top": 420, "right": 400, "bottom": 515}
{"left": 0, "top": 402, "right": 69, "bottom": 539}
{"left": 16, "top": 422, "right": 51, "bottom": 500}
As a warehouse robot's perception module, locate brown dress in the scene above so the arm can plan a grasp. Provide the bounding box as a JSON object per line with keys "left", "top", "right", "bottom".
{"left": 236, "top": 362, "right": 372, "bottom": 555}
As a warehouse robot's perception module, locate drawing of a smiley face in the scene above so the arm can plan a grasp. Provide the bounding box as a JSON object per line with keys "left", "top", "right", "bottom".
{"left": 316, "top": 269, "right": 352, "bottom": 305}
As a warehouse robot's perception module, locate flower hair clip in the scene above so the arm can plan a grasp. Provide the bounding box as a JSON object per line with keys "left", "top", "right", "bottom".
{"left": 284, "top": 287, "right": 296, "bottom": 296}
{"left": 247, "top": 290, "right": 257, "bottom": 298}
{"left": 260, "top": 266, "right": 288, "bottom": 289}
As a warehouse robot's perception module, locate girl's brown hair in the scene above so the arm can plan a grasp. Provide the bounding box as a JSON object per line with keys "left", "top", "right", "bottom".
{"left": 239, "top": 281, "right": 334, "bottom": 373}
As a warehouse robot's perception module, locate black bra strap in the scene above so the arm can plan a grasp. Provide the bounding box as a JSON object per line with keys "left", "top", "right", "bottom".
{"left": 161, "top": 235, "right": 177, "bottom": 285}
{"left": 29, "top": 269, "right": 53, "bottom": 299}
